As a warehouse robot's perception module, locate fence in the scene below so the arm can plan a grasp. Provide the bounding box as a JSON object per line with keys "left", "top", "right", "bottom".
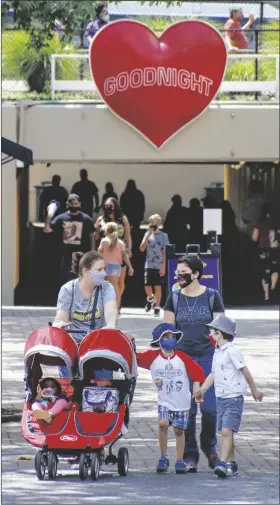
{"left": 2, "top": 1, "right": 279, "bottom": 99}
{"left": 50, "top": 52, "right": 279, "bottom": 102}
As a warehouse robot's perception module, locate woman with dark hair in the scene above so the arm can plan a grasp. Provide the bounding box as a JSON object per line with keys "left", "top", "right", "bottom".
{"left": 252, "top": 203, "right": 279, "bottom": 301}
{"left": 94, "top": 198, "right": 132, "bottom": 309}
{"left": 163, "top": 254, "right": 225, "bottom": 472}
{"left": 53, "top": 250, "right": 118, "bottom": 344}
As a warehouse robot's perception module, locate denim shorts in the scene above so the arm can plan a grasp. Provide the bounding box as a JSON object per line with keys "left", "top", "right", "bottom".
{"left": 216, "top": 395, "right": 244, "bottom": 433}
{"left": 106, "top": 263, "right": 121, "bottom": 277}
{"left": 158, "top": 405, "right": 189, "bottom": 430}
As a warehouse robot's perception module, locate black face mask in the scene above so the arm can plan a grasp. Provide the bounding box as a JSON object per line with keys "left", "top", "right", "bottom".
{"left": 104, "top": 206, "right": 114, "bottom": 215}
{"left": 68, "top": 206, "right": 80, "bottom": 214}
{"left": 177, "top": 273, "right": 194, "bottom": 288}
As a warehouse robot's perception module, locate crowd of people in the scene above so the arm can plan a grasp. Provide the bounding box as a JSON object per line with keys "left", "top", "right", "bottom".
{"left": 40, "top": 169, "right": 279, "bottom": 309}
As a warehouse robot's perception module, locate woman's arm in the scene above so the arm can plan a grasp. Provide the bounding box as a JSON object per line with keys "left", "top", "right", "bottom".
{"left": 94, "top": 217, "right": 102, "bottom": 242}
{"left": 53, "top": 309, "right": 72, "bottom": 329}
{"left": 123, "top": 216, "right": 132, "bottom": 256}
{"left": 252, "top": 228, "right": 259, "bottom": 242}
{"left": 163, "top": 310, "right": 175, "bottom": 324}
{"left": 104, "top": 299, "right": 118, "bottom": 328}
{"left": 122, "top": 248, "right": 134, "bottom": 275}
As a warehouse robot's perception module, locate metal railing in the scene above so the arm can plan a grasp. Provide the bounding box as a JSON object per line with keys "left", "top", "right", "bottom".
{"left": 50, "top": 52, "right": 279, "bottom": 102}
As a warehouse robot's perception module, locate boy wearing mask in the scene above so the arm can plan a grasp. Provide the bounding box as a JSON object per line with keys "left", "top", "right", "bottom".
{"left": 136, "top": 323, "right": 204, "bottom": 474}
{"left": 140, "top": 214, "right": 169, "bottom": 316}
{"left": 195, "top": 315, "right": 263, "bottom": 478}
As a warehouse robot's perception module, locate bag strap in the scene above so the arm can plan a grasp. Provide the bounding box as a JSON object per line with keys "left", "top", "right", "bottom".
{"left": 90, "top": 286, "right": 101, "bottom": 331}
{"left": 207, "top": 287, "right": 216, "bottom": 315}
{"left": 172, "top": 289, "right": 181, "bottom": 328}
{"left": 69, "top": 279, "right": 75, "bottom": 321}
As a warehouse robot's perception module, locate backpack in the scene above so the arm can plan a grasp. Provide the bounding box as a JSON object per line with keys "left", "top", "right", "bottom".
{"left": 172, "top": 287, "right": 217, "bottom": 323}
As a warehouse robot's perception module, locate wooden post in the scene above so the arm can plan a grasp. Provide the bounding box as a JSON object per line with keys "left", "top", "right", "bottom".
{"left": 224, "top": 164, "right": 231, "bottom": 200}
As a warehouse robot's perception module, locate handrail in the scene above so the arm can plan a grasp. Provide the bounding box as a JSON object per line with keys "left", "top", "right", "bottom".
{"left": 50, "top": 53, "right": 279, "bottom": 101}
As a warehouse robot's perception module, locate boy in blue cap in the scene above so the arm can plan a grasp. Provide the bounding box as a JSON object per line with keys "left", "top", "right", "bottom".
{"left": 195, "top": 315, "right": 263, "bottom": 478}
{"left": 136, "top": 323, "right": 205, "bottom": 474}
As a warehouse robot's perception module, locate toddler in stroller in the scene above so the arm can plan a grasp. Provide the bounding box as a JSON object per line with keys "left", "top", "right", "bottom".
{"left": 32, "top": 377, "right": 68, "bottom": 424}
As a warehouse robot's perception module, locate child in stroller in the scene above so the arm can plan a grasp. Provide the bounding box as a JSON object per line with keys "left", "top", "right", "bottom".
{"left": 32, "top": 377, "right": 68, "bottom": 424}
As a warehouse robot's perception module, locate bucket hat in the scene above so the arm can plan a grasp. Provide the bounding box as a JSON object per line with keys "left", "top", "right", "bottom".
{"left": 150, "top": 323, "right": 183, "bottom": 348}
{"left": 206, "top": 315, "right": 236, "bottom": 337}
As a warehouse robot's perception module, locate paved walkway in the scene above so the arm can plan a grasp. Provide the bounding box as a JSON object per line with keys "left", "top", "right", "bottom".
{"left": 2, "top": 307, "right": 279, "bottom": 504}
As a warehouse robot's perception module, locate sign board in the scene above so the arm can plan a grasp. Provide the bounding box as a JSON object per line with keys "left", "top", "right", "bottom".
{"left": 167, "top": 256, "right": 221, "bottom": 293}
{"left": 90, "top": 20, "right": 227, "bottom": 149}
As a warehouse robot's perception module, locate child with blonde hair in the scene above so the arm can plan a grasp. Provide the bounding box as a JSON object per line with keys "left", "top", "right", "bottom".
{"left": 140, "top": 214, "right": 169, "bottom": 316}
{"left": 98, "top": 222, "right": 134, "bottom": 308}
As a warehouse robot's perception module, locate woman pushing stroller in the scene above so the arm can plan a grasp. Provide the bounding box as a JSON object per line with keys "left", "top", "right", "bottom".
{"left": 52, "top": 251, "right": 118, "bottom": 344}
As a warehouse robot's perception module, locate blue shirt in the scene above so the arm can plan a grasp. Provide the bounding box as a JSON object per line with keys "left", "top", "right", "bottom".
{"left": 164, "top": 288, "right": 224, "bottom": 357}
{"left": 145, "top": 231, "right": 169, "bottom": 270}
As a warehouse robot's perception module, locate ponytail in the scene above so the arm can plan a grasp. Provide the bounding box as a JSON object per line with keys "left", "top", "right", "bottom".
{"left": 105, "top": 222, "right": 119, "bottom": 250}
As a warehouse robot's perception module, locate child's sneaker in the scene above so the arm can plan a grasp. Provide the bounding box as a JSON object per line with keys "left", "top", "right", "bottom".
{"left": 175, "top": 460, "right": 187, "bottom": 474}
{"left": 184, "top": 458, "right": 198, "bottom": 473}
{"left": 227, "top": 461, "right": 238, "bottom": 476}
{"left": 156, "top": 456, "right": 169, "bottom": 473}
{"left": 214, "top": 461, "right": 228, "bottom": 478}
{"left": 145, "top": 296, "right": 155, "bottom": 313}
{"left": 154, "top": 307, "right": 160, "bottom": 317}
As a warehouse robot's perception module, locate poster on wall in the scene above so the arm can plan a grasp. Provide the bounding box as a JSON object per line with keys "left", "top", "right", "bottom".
{"left": 90, "top": 20, "right": 227, "bottom": 149}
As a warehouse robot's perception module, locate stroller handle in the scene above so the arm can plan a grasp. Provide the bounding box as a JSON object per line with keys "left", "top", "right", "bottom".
{"left": 47, "top": 322, "right": 87, "bottom": 334}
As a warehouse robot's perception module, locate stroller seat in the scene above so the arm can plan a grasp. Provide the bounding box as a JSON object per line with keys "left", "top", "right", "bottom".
{"left": 82, "top": 387, "right": 119, "bottom": 413}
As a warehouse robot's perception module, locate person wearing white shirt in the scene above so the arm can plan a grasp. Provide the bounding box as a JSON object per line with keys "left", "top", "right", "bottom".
{"left": 195, "top": 315, "right": 263, "bottom": 478}
{"left": 136, "top": 323, "right": 205, "bottom": 474}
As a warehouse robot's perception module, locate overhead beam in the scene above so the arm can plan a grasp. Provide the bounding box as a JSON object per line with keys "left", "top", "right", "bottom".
{"left": 1, "top": 137, "right": 33, "bottom": 165}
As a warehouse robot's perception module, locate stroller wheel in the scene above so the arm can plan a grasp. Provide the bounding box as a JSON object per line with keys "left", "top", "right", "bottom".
{"left": 35, "top": 450, "right": 47, "bottom": 480}
{"left": 79, "top": 452, "right": 89, "bottom": 480}
{"left": 90, "top": 452, "right": 100, "bottom": 481}
{"left": 48, "top": 452, "right": 58, "bottom": 480}
{"left": 118, "top": 448, "right": 129, "bottom": 477}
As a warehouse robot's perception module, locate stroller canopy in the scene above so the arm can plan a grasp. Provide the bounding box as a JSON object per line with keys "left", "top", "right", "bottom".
{"left": 24, "top": 327, "right": 78, "bottom": 377}
{"left": 78, "top": 329, "right": 137, "bottom": 380}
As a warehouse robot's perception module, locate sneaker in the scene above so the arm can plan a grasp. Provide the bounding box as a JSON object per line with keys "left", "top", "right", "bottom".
{"left": 154, "top": 307, "right": 160, "bottom": 317}
{"left": 145, "top": 296, "right": 155, "bottom": 313}
{"left": 175, "top": 460, "right": 187, "bottom": 474}
{"left": 227, "top": 461, "right": 238, "bottom": 476}
{"left": 214, "top": 461, "right": 228, "bottom": 478}
{"left": 156, "top": 456, "right": 169, "bottom": 473}
{"left": 184, "top": 458, "right": 198, "bottom": 473}
{"left": 207, "top": 453, "right": 218, "bottom": 470}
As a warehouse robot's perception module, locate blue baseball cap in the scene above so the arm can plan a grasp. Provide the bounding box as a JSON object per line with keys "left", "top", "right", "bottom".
{"left": 150, "top": 323, "right": 183, "bottom": 348}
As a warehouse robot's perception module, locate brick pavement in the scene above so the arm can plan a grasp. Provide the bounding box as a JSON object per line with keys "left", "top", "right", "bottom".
{"left": 1, "top": 307, "right": 279, "bottom": 504}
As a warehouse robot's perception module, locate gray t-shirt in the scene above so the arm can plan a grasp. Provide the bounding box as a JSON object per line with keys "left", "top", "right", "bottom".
{"left": 145, "top": 231, "right": 169, "bottom": 269}
{"left": 164, "top": 288, "right": 224, "bottom": 357}
{"left": 57, "top": 279, "right": 116, "bottom": 343}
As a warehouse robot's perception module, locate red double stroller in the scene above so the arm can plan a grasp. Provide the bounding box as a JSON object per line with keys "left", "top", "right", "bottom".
{"left": 22, "top": 326, "right": 137, "bottom": 481}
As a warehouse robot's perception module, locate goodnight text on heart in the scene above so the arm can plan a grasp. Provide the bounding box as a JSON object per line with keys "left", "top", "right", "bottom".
{"left": 103, "top": 67, "right": 214, "bottom": 97}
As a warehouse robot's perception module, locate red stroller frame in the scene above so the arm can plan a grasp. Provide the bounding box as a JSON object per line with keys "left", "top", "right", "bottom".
{"left": 22, "top": 327, "right": 137, "bottom": 481}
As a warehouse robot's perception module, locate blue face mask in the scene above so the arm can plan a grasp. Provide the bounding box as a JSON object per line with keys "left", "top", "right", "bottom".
{"left": 90, "top": 271, "right": 106, "bottom": 285}
{"left": 160, "top": 337, "right": 177, "bottom": 351}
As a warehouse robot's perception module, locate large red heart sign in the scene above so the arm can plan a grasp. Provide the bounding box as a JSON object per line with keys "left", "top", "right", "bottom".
{"left": 90, "top": 20, "right": 227, "bottom": 149}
